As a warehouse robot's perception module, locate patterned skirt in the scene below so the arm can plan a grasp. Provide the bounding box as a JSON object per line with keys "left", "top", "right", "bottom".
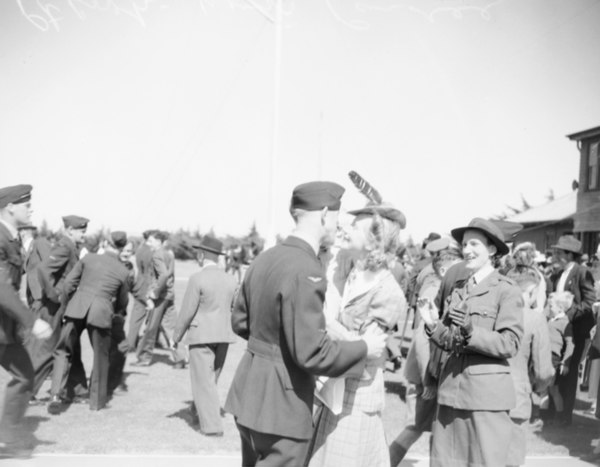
{"left": 307, "top": 376, "right": 389, "bottom": 467}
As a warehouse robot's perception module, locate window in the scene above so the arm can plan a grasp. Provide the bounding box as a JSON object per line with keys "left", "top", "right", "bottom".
{"left": 588, "top": 141, "right": 600, "bottom": 191}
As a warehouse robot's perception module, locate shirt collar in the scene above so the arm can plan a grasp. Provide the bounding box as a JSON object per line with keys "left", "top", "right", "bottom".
{"left": 472, "top": 262, "right": 495, "bottom": 285}
{"left": 0, "top": 219, "right": 19, "bottom": 240}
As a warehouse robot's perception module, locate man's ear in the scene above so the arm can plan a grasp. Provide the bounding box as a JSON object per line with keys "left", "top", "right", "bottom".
{"left": 320, "top": 207, "right": 329, "bottom": 225}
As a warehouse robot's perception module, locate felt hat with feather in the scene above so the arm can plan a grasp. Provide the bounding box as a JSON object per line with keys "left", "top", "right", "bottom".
{"left": 346, "top": 171, "right": 406, "bottom": 228}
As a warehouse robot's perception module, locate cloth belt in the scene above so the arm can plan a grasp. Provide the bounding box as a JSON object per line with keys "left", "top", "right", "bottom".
{"left": 247, "top": 336, "right": 283, "bottom": 362}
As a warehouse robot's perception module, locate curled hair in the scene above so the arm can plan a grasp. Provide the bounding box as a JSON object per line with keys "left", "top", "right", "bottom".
{"left": 512, "top": 242, "right": 537, "bottom": 267}
{"left": 361, "top": 212, "right": 402, "bottom": 271}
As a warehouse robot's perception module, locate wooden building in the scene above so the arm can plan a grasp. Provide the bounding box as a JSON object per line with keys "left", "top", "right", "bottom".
{"left": 567, "top": 126, "right": 600, "bottom": 255}
{"left": 506, "top": 192, "right": 575, "bottom": 253}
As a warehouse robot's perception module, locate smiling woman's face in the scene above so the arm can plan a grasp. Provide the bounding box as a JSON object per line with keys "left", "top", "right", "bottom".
{"left": 462, "top": 229, "right": 496, "bottom": 272}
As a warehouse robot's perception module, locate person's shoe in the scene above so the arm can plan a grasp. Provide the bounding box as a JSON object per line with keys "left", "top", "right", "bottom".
{"left": 114, "top": 383, "right": 128, "bottom": 395}
{"left": 28, "top": 396, "right": 45, "bottom": 406}
{"left": 47, "top": 396, "right": 63, "bottom": 415}
{"left": 172, "top": 361, "right": 186, "bottom": 370}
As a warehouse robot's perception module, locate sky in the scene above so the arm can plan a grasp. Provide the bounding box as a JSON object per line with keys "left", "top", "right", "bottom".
{"left": 1, "top": 0, "right": 600, "bottom": 244}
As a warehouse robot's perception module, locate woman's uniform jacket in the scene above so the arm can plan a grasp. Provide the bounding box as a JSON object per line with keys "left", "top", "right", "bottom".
{"left": 428, "top": 270, "right": 524, "bottom": 411}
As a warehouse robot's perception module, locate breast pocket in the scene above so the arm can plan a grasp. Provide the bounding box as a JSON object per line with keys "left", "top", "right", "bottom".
{"left": 470, "top": 305, "right": 498, "bottom": 330}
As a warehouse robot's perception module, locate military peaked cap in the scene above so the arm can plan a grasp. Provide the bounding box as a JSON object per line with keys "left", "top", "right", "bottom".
{"left": 0, "top": 184, "right": 32, "bottom": 209}
{"left": 110, "top": 231, "right": 128, "bottom": 249}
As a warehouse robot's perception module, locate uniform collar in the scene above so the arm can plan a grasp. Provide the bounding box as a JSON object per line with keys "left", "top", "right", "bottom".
{"left": 284, "top": 235, "right": 319, "bottom": 259}
{"left": 472, "top": 262, "right": 495, "bottom": 285}
{"left": 0, "top": 219, "right": 18, "bottom": 240}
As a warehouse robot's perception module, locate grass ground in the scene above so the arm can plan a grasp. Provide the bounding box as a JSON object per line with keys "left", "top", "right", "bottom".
{"left": 2, "top": 260, "right": 599, "bottom": 459}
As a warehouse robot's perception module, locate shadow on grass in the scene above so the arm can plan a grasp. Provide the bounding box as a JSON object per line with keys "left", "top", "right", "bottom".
{"left": 23, "top": 415, "right": 55, "bottom": 450}
{"left": 167, "top": 401, "right": 198, "bottom": 430}
{"left": 536, "top": 412, "right": 599, "bottom": 460}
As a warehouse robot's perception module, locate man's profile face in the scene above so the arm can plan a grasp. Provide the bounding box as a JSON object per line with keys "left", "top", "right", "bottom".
{"left": 321, "top": 209, "right": 340, "bottom": 248}
{"left": 11, "top": 201, "right": 33, "bottom": 226}
{"left": 69, "top": 227, "right": 87, "bottom": 245}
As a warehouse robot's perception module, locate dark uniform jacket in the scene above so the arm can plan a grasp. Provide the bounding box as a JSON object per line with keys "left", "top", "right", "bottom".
{"left": 148, "top": 247, "right": 174, "bottom": 301}
{"left": 173, "top": 263, "right": 238, "bottom": 345}
{"left": 63, "top": 252, "right": 130, "bottom": 329}
{"left": 551, "top": 263, "right": 596, "bottom": 337}
{"left": 24, "top": 236, "right": 51, "bottom": 305}
{"left": 0, "top": 222, "right": 34, "bottom": 344}
{"left": 37, "top": 235, "right": 79, "bottom": 306}
{"left": 225, "top": 236, "right": 368, "bottom": 440}
{"left": 429, "top": 270, "right": 523, "bottom": 411}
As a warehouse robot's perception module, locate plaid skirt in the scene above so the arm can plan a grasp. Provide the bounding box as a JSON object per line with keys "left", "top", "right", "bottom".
{"left": 308, "top": 375, "right": 389, "bottom": 467}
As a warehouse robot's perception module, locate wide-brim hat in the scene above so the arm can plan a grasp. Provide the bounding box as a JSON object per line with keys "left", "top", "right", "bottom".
{"left": 347, "top": 202, "right": 406, "bottom": 229}
{"left": 551, "top": 235, "right": 581, "bottom": 255}
{"left": 193, "top": 236, "right": 224, "bottom": 255}
{"left": 451, "top": 217, "right": 509, "bottom": 256}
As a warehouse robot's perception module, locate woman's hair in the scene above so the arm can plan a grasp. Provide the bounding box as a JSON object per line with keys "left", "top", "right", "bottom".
{"left": 506, "top": 265, "right": 540, "bottom": 291}
{"left": 361, "top": 212, "right": 402, "bottom": 271}
{"left": 512, "top": 242, "right": 537, "bottom": 267}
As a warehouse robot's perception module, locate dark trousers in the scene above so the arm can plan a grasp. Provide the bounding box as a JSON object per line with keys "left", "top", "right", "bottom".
{"left": 189, "top": 343, "right": 228, "bottom": 434}
{"left": 108, "top": 314, "right": 127, "bottom": 395}
{"left": 27, "top": 301, "right": 87, "bottom": 398}
{"left": 235, "top": 421, "right": 310, "bottom": 467}
{"left": 136, "top": 297, "right": 172, "bottom": 363}
{"left": 51, "top": 317, "right": 111, "bottom": 410}
{"left": 0, "top": 343, "right": 34, "bottom": 443}
{"left": 559, "top": 332, "right": 587, "bottom": 423}
{"left": 126, "top": 298, "right": 147, "bottom": 351}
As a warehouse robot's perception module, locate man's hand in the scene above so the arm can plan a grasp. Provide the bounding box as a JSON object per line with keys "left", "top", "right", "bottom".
{"left": 145, "top": 299, "right": 155, "bottom": 311}
{"left": 422, "top": 385, "right": 437, "bottom": 400}
{"left": 559, "top": 363, "right": 569, "bottom": 376}
{"left": 449, "top": 306, "right": 473, "bottom": 338}
{"left": 417, "top": 297, "right": 439, "bottom": 328}
{"left": 361, "top": 323, "right": 387, "bottom": 359}
{"left": 32, "top": 319, "right": 52, "bottom": 339}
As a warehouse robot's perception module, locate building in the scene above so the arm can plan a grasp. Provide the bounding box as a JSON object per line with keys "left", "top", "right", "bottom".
{"left": 567, "top": 125, "right": 600, "bottom": 255}
{"left": 506, "top": 192, "right": 576, "bottom": 253}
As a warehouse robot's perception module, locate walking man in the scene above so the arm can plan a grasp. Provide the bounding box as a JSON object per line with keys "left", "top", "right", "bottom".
{"left": 225, "top": 181, "right": 387, "bottom": 466}
{"left": 0, "top": 184, "right": 51, "bottom": 456}
{"left": 173, "top": 236, "right": 238, "bottom": 437}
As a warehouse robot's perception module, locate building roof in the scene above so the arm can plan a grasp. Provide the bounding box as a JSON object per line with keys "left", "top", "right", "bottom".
{"left": 505, "top": 192, "right": 576, "bottom": 224}
{"left": 566, "top": 125, "right": 600, "bottom": 141}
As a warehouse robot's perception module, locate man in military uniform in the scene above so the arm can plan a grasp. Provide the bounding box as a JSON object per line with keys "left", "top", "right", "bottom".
{"left": 225, "top": 181, "right": 388, "bottom": 466}
{"left": 18, "top": 224, "right": 51, "bottom": 307}
{"left": 29, "top": 215, "right": 90, "bottom": 402}
{"left": 48, "top": 231, "right": 130, "bottom": 413}
{"left": 0, "top": 184, "right": 51, "bottom": 456}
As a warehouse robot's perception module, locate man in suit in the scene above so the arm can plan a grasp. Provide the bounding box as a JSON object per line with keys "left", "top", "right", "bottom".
{"left": 48, "top": 231, "right": 130, "bottom": 413}
{"left": 18, "top": 225, "right": 51, "bottom": 307}
{"left": 224, "top": 181, "right": 388, "bottom": 466}
{"left": 29, "top": 215, "right": 89, "bottom": 402}
{"left": 134, "top": 230, "right": 176, "bottom": 366}
{"left": 172, "top": 236, "right": 238, "bottom": 437}
{"left": 126, "top": 230, "right": 155, "bottom": 352}
{"left": 551, "top": 235, "right": 596, "bottom": 425}
{"left": 0, "top": 184, "right": 51, "bottom": 456}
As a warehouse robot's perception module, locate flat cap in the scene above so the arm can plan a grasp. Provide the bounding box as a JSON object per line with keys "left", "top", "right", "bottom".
{"left": 290, "top": 181, "right": 345, "bottom": 211}
{"left": 110, "top": 231, "right": 128, "bottom": 249}
{"left": 192, "top": 236, "right": 224, "bottom": 255}
{"left": 62, "top": 215, "right": 89, "bottom": 229}
{"left": 0, "top": 184, "right": 32, "bottom": 209}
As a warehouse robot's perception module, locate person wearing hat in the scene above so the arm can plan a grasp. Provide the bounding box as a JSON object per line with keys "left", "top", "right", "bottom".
{"left": 549, "top": 234, "right": 596, "bottom": 426}
{"left": 48, "top": 231, "right": 130, "bottom": 413}
{"left": 308, "top": 202, "right": 407, "bottom": 467}
{"left": 29, "top": 214, "right": 90, "bottom": 404}
{"left": 0, "top": 184, "right": 52, "bottom": 456}
{"left": 225, "top": 181, "right": 388, "bottom": 466}
{"left": 172, "top": 236, "right": 238, "bottom": 437}
{"left": 418, "top": 217, "right": 524, "bottom": 467}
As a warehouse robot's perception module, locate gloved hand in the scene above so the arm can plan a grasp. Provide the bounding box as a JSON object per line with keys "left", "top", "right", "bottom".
{"left": 448, "top": 305, "right": 473, "bottom": 338}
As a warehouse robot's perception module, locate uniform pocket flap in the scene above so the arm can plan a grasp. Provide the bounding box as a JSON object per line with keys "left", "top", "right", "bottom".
{"left": 467, "top": 362, "right": 510, "bottom": 375}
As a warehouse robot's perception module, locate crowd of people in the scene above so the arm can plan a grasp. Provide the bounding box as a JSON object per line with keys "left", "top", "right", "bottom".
{"left": 1, "top": 180, "right": 600, "bottom": 466}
